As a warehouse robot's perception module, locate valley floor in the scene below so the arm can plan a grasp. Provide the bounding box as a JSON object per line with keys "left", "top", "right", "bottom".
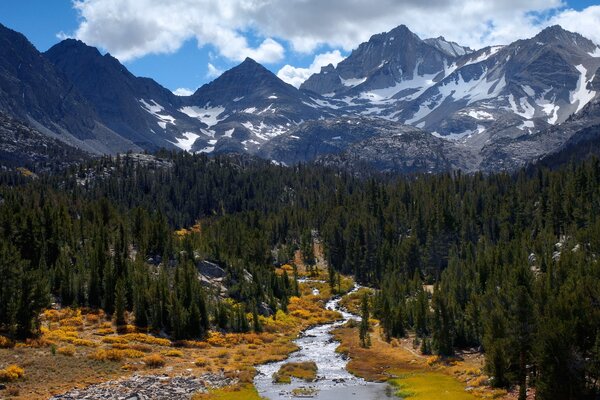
{"left": 1, "top": 267, "right": 519, "bottom": 400}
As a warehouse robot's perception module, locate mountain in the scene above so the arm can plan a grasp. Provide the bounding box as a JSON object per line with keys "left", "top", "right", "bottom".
{"left": 183, "top": 58, "right": 336, "bottom": 154}
{"left": 423, "top": 37, "right": 473, "bottom": 57}
{"left": 45, "top": 39, "right": 212, "bottom": 152}
{"left": 2, "top": 22, "right": 600, "bottom": 174}
{"left": 301, "top": 25, "right": 457, "bottom": 97}
{"left": 317, "top": 127, "right": 475, "bottom": 174}
{"left": 0, "top": 111, "right": 89, "bottom": 170}
{"left": 0, "top": 23, "right": 140, "bottom": 154}
{"left": 295, "top": 24, "right": 600, "bottom": 172}
{"left": 481, "top": 93, "right": 600, "bottom": 172}
{"left": 258, "top": 117, "right": 403, "bottom": 164}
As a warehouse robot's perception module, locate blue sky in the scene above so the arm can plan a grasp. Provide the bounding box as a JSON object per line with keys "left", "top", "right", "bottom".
{"left": 1, "top": 1, "right": 599, "bottom": 94}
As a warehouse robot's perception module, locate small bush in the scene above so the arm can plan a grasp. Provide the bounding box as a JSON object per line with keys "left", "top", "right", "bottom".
{"left": 0, "top": 365, "right": 25, "bottom": 382}
{"left": 194, "top": 358, "right": 209, "bottom": 367}
{"left": 57, "top": 345, "right": 76, "bottom": 356}
{"left": 90, "top": 348, "right": 145, "bottom": 361}
{"left": 85, "top": 314, "right": 100, "bottom": 324}
{"left": 102, "top": 336, "right": 128, "bottom": 344}
{"left": 0, "top": 336, "right": 13, "bottom": 348}
{"left": 143, "top": 354, "right": 166, "bottom": 368}
{"left": 72, "top": 339, "right": 98, "bottom": 347}
{"left": 95, "top": 328, "right": 114, "bottom": 336}
{"left": 164, "top": 350, "right": 184, "bottom": 357}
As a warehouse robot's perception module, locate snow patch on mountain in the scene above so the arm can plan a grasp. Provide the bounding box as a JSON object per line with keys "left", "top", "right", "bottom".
{"left": 139, "top": 99, "right": 176, "bottom": 129}
{"left": 570, "top": 64, "right": 596, "bottom": 113}
{"left": 589, "top": 47, "right": 600, "bottom": 57}
{"left": 180, "top": 105, "right": 226, "bottom": 127}
{"left": 170, "top": 132, "right": 200, "bottom": 151}
{"left": 508, "top": 94, "right": 535, "bottom": 119}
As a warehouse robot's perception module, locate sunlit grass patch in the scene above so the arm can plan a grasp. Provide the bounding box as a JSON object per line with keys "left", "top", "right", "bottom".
{"left": 389, "top": 371, "right": 480, "bottom": 400}
{"left": 191, "top": 383, "right": 263, "bottom": 400}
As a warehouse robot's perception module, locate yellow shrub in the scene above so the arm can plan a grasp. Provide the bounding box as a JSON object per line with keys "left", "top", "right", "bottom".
{"left": 164, "top": 350, "right": 184, "bottom": 357}
{"left": 95, "top": 328, "right": 114, "bottom": 336}
{"left": 45, "top": 329, "right": 80, "bottom": 342}
{"left": 85, "top": 314, "right": 100, "bottom": 324}
{"left": 121, "top": 349, "right": 145, "bottom": 359}
{"left": 194, "top": 358, "right": 209, "bottom": 367}
{"left": 57, "top": 345, "right": 76, "bottom": 356}
{"left": 470, "top": 375, "right": 488, "bottom": 387}
{"left": 0, "top": 336, "right": 13, "bottom": 349}
{"left": 99, "top": 322, "right": 113, "bottom": 329}
{"left": 90, "top": 348, "right": 144, "bottom": 361}
{"left": 207, "top": 332, "right": 228, "bottom": 347}
{"left": 426, "top": 355, "right": 441, "bottom": 366}
{"left": 129, "top": 344, "right": 153, "bottom": 353}
{"left": 179, "top": 340, "right": 210, "bottom": 349}
{"left": 43, "top": 309, "right": 61, "bottom": 322}
{"left": 61, "top": 316, "right": 84, "bottom": 327}
{"left": 0, "top": 365, "right": 25, "bottom": 382}
{"left": 72, "top": 339, "right": 98, "bottom": 347}
{"left": 123, "top": 333, "right": 171, "bottom": 347}
{"left": 290, "top": 309, "right": 311, "bottom": 319}
{"left": 102, "top": 336, "right": 128, "bottom": 344}
{"left": 143, "top": 354, "right": 165, "bottom": 368}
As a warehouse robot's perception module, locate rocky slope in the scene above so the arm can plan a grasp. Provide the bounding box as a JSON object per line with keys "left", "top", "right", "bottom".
{"left": 0, "top": 23, "right": 140, "bottom": 155}
{"left": 45, "top": 39, "right": 209, "bottom": 152}
{"left": 184, "top": 58, "right": 337, "bottom": 154}
{"left": 0, "top": 111, "right": 89, "bottom": 170}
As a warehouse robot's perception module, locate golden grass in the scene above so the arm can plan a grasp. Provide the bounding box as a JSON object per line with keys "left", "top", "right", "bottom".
{"left": 389, "top": 372, "right": 481, "bottom": 400}
{"left": 273, "top": 361, "right": 317, "bottom": 383}
{"left": 191, "top": 384, "right": 264, "bottom": 400}
{"left": 0, "top": 365, "right": 25, "bottom": 382}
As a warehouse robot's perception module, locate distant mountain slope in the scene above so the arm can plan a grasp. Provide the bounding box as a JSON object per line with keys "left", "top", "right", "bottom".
{"left": 45, "top": 39, "right": 210, "bottom": 152}
{"left": 0, "top": 23, "right": 139, "bottom": 154}
{"left": 0, "top": 112, "right": 89, "bottom": 170}
{"left": 1, "top": 22, "right": 600, "bottom": 173}
{"left": 184, "top": 58, "right": 337, "bottom": 154}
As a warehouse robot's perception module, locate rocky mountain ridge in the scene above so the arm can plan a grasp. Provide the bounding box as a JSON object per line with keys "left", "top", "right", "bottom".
{"left": 1, "top": 22, "right": 600, "bottom": 173}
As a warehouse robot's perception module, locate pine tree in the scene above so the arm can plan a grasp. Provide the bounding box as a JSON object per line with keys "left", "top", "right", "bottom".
{"left": 359, "top": 292, "right": 371, "bottom": 348}
{"left": 114, "top": 279, "right": 127, "bottom": 327}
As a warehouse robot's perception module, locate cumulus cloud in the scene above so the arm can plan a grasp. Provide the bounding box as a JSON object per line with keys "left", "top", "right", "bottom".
{"left": 206, "top": 63, "right": 224, "bottom": 79}
{"left": 71, "top": 0, "right": 285, "bottom": 62}
{"left": 70, "top": 0, "right": 600, "bottom": 65}
{"left": 277, "top": 50, "right": 345, "bottom": 87}
{"left": 173, "top": 87, "right": 194, "bottom": 96}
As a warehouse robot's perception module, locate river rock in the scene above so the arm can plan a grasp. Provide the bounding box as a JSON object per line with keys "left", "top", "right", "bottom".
{"left": 49, "top": 373, "right": 236, "bottom": 400}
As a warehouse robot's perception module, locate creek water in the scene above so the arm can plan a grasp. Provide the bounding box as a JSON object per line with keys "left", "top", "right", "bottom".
{"left": 253, "top": 284, "right": 398, "bottom": 399}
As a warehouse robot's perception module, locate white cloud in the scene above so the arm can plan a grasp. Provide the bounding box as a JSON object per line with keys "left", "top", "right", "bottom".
{"left": 173, "top": 87, "right": 194, "bottom": 96}
{"left": 71, "top": 0, "right": 285, "bottom": 63}
{"left": 549, "top": 6, "right": 600, "bottom": 46}
{"left": 206, "top": 63, "right": 223, "bottom": 79}
{"left": 70, "top": 0, "right": 600, "bottom": 66}
{"left": 277, "top": 50, "right": 345, "bottom": 87}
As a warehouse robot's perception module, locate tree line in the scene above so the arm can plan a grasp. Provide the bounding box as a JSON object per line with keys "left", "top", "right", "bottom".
{"left": 0, "top": 151, "right": 598, "bottom": 399}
